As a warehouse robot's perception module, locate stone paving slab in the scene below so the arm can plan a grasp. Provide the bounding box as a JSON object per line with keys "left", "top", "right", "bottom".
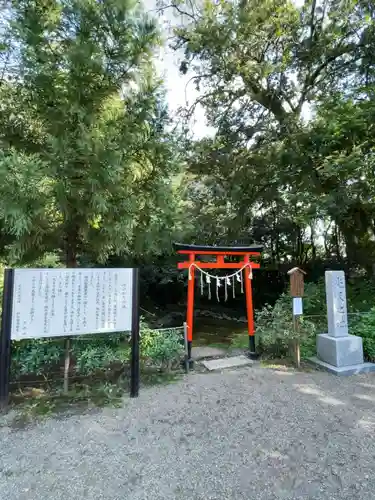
{"left": 192, "top": 346, "right": 227, "bottom": 360}
{"left": 201, "top": 355, "right": 253, "bottom": 371}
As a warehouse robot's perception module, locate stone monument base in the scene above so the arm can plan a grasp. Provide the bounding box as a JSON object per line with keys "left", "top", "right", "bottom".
{"left": 309, "top": 333, "right": 375, "bottom": 376}
{"left": 309, "top": 357, "right": 375, "bottom": 376}
{"left": 317, "top": 333, "right": 364, "bottom": 367}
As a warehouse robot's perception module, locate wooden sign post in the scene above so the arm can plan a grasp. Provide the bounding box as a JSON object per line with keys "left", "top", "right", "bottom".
{"left": 287, "top": 267, "right": 306, "bottom": 368}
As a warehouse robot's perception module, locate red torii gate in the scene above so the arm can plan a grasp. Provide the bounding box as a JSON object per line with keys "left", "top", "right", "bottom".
{"left": 174, "top": 243, "right": 262, "bottom": 360}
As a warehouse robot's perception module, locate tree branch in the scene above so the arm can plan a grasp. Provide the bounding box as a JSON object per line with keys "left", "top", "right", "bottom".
{"left": 150, "top": 2, "right": 199, "bottom": 22}
{"left": 171, "top": 2, "right": 197, "bottom": 21}
{"left": 184, "top": 73, "right": 212, "bottom": 104}
{"left": 297, "top": 42, "right": 358, "bottom": 113}
{"left": 240, "top": 72, "right": 288, "bottom": 123}
{"left": 309, "top": 0, "right": 317, "bottom": 45}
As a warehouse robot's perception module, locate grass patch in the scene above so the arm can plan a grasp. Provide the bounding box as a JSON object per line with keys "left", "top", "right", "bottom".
{"left": 5, "top": 367, "right": 183, "bottom": 428}
{"left": 7, "top": 379, "right": 126, "bottom": 427}
{"left": 141, "top": 370, "right": 182, "bottom": 387}
{"left": 260, "top": 359, "right": 293, "bottom": 369}
{"left": 259, "top": 358, "right": 314, "bottom": 372}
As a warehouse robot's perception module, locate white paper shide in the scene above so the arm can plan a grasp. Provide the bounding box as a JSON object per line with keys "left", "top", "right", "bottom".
{"left": 11, "top": 268, "right": 133, "bottom": 340}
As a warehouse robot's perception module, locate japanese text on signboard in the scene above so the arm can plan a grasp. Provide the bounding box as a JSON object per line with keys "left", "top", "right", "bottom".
{"left": 11, "top": 268, "right": 133, "bottom": 340}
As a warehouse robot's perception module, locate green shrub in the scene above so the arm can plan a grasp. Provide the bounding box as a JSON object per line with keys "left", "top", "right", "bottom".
{"left": 10, "top": 322, "right": 184, "bottom": 379}
{"left": 74, "top": 343, "right": 129, "bottom": 375}
{"left": 347, "top": 279, "right": 375, "bottom": 313}
{"left": 231, "top": 283, "right": 323, "bottom": 360}
{"left": 351, "top": 307, "right": 375, "bottom": 361}
{"left": 255, "top": 295, "right": 317, "bottom": 359}
{"left": 72, "top": 332, "right": 130, "bottom": 375}
{"left": 12, "top": 339, "right": 64, "bottom": 376}
{"left": 232, "top": 277, "right": 375, "bottom": 362}
{"left": 302, "top": 280, "right": 326, "bottom": 315}
{"left": 296, "top": 277, "right": 375, "bottom": 316}
{"left": 140, "top": 324, "right": 184, "bottom": 371}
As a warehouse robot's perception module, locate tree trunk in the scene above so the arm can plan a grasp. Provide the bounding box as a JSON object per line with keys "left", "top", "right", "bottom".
{"left": 323, "top": 220, "right": 332, "bottom": 259}
{"left": 311, "top": 171, "right": 375, "bottom": 272}
{"left": 337, "top": 204, "right": 375, "bottom": 275}
{"left": 333, "top": 223, "right": 341, "bottom": 262}
{"left": 63, "top": 224, "right": 79, "bottom": 393}
{"left": 296, "top": 226, "right": 303, "bottom": 264}
{"left": 310, "top": 222, "right": 317, "bottom": 262}
{"left": 275, "top": 229, "right": 280, "bottom": 264}
{"left": 66, "top": 228, "right": 78, "bottom": 268}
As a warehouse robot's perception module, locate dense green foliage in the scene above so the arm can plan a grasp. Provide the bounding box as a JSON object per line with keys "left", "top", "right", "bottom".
{"left": 0, "top": 0, "right": 182, "bottom": 265}
{"left": 2, "top": 0, "right": 375, "bottom": 278}
{"left": 11, "top": 323, "right": 184, "bottom": 379}
{"left": 232, "top": 283, "right": 323, "bottom": 359}
{"left": 2, "top": 0, "right": 375, "bottom": 383}
{"left": 352, "top": 308, "right": 375, "bottom": 362}
{"left": 233, "top": 279, "right": 375, "bottom": 362}
{"left": 163, "top": 0, "right": 375, "bottom": 274}
{"left": 254, "top": 297, "right": 317, "bottom": 359}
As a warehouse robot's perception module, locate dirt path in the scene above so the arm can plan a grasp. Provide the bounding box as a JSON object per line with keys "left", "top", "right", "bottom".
{"left": 1, "top": 366, "right": 375, "bottom": 499}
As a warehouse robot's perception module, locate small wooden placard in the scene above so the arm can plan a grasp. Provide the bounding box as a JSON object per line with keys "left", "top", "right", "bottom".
{"left": 287, "top": 267, "right": 306, "bottom": 297}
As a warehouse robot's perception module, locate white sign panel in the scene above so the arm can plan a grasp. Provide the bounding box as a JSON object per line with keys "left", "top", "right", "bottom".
{"left": 11, "top": 268, "right": 133, "bottom": 340}
{"left": 325, "top": 270, "right": 348, "bottom": 338}
{"left": 293, "top": 297, "right": 303, "bottom": 316}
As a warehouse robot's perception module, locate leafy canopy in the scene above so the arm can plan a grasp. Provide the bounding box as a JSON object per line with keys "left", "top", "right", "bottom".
{"left": 0, "top": 0, "right": 182, "bottom": 264}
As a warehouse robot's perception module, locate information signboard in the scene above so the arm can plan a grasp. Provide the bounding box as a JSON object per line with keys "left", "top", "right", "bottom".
{"left": 0, "top": 267, "right": 140, "bottom": 407}
{"left": 10, "top": 268, "right": 133, "bottom": 340}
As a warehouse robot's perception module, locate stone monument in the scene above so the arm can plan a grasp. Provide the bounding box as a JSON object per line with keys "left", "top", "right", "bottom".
{"left": 311, "top": 270, "right": 375, "bottom": 375}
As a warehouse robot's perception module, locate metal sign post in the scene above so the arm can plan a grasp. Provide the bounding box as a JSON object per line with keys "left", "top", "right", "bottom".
{"left": 0, "top": 269, "right": 15, "bottom": 410}
{"left": 130, "top": 268, "right": 140, "bottom": 398}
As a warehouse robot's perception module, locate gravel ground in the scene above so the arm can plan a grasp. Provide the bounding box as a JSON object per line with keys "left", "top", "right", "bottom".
{"left": 1, "top": 366, "right": 375, "bottom": 500}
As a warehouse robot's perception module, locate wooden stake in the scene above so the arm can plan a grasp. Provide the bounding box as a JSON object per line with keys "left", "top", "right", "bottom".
{"left": 183, "top": 322, "right": 189, "bottom": 374}
{"left": 293, "top": 315, "right": 301, "bottom": 369}
{"left": 63, "top": 337, "right": 71, "bottom": 394}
